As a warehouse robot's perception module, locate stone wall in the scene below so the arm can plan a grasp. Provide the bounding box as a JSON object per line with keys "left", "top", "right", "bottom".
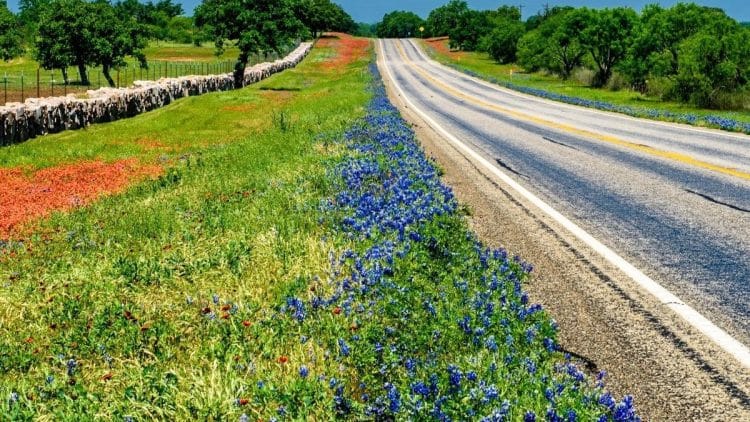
{"left": 0, "top": 43, "right": 313, "bottom": 146}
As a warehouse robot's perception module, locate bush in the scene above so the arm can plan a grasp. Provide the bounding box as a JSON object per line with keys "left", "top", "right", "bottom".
{"left": 645, "top": 76, "right": 675, "bottom": 99}
{"left": 606, "top": 71, "right": 626, "bottom": 91}
{"left": 572, "top": 67, "right": 595, "bottom": 86}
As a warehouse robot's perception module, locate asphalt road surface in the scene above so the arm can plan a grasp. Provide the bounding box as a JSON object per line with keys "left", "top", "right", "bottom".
{"left": 377, "top": 38, "right": 750, "bottom": 417}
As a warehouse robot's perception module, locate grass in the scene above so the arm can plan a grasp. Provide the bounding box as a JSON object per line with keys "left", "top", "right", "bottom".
{"left": 0, "top": 35, "right": 370, "bottom": 420}
{"left": 419, "top": 38, "right": 750, "bottom": 127}
{"left": 0, "top": 34, "right": 637, "bottom": 420}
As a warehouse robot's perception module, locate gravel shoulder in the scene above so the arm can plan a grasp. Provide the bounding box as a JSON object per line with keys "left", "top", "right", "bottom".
{"left": 377, "top": 51, "right": 750, "bottom": 421}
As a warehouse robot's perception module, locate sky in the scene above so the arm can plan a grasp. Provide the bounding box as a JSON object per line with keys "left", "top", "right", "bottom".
{"left": 7, "top": 0, "right": 749, "bottom": 23}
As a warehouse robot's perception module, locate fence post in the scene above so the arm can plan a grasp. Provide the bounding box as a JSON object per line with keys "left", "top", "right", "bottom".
{"left": 3, "top": 74, "right": 6, "bottom": 104}
{"left": 51, "top": 71, "right": 54, "bottom": 96}
{"left": 21, "top": 72, "right": 24, "bottom": 102}
{"left": 36, "top": 68, "right": 40, "bottom": 98}
{"left": 117, "top": 69, "right": 120, "bottom": 88}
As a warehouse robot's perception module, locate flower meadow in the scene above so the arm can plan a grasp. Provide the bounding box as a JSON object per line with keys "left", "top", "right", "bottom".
{"left": 0, "top": 35, "right": 639, "bottom": 420}
{"left": 423, "top": 41, "right": 750, "bottom": 135}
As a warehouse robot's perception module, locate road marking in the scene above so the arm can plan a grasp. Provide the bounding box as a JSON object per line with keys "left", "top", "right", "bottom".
{"left": 407, "top": 39, "right": 750, "bottom": 143}
{"left": 392, "top": 40, "right": 750, "bottom": 182}
{"left": 378, "top": 39, "right": 750, "bottom": 369}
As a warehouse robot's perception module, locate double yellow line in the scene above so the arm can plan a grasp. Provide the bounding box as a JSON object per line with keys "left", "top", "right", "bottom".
{"left": 392, "top": 40, "right": 750, "bottom": 182}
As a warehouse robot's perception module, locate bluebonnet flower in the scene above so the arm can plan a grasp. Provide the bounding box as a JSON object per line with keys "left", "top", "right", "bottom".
{"left": 66, "top": 358, "right": 77, "bottom": 377}
{"left": 212, "top": 294, "right": 220, "bottom": 305}
{"left": 485, "top": 335, "right": 498, "bottom": 352}
{"left": 123, "top": 417, "right": 134, "bottom": 422}
{"left": 8, "top": 392, "right": 18, "bottom": 407}
{"left": 45, "top": 375, "right": 54, "bottom": 384}
{"left": 447, "top": 365, "right": 462, "bottom": 389}
{"left": 524, "top": 411, "right": 536, "bottom": 422}
{"left": 285, "top": 297, "right": 306, "bottom": 322}
{"left": 385, "top": 382, "right": 401, "bottom": 412}
{"left": 299, "top": 365, "right": 309, "bottom": 378}
{"left": 239, "top": 414, "right": 249, "bottom": 422}
{"left": 338, "top": 338, "right": 350, "bottom": 357}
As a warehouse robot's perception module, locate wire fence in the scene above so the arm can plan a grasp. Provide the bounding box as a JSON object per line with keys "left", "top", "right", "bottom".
{"left": 0, "top": 51, "right": 285, "bottom": 105}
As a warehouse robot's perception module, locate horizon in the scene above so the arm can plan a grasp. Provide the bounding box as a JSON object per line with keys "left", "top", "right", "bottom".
{"left": 6, "top": 0, "right": 750, "bottom": 23}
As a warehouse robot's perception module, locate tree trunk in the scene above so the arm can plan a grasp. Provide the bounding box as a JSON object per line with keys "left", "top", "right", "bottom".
{"left": 77, "top": 62, "right": 89, "bottom": 86}
{"left": 102, "top": 64, "right": 116, "bottom": 87}
{"left": 233, "top": 52, "right": 249, "bottom": 89}
{"left": 61, "top": 68, "right": 69, "bottom": 85}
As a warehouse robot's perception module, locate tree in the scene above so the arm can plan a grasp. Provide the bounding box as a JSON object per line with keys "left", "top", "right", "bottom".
{"left": 480, "top": 18, "right": 524, "bottom": 64}
{"left": 36, "top": 0, "right": 147, "bottom": 86}
{"left": 425, "top": 0, "right": 468, "bottom": 38}
{"left": 195, "top": 0, "right": 304, "bottom": 88}
{"left": 449, "top": 9, "right": 494, "bottom": 51}
{"left": 375, "top": 11, "right": 424, "bottom": 38}
{"left": 18, "top": 0, "right": 51, "bottom": 40}
{"left": 580, "top": 7, "right": 639, "bottom": 87}
{"left": 519, "top": 8, "right": 588, "bottom": 78}
{"left": 294, "top": 0, "right": 355, "bottom": 38}
{"left": 0, "top": 2, "right": 23, "bottom": 61}
{"left": 88, "top": 1, "right": 148, "bottom": 87}
{"left": 674, "top": 21, "right": 750, "bottom": 107}
{"left": 621, "top": 3, "right": 738, "bottom": 91}
{"left": 35, "top": 0, "right": 88, "bottom": 84}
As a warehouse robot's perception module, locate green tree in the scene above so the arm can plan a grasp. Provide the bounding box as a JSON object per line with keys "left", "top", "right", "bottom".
{"left": 621, "top": 3, "right": 739, "bottom": 91}
{"left": 518, "top": 8, "right": 588, "bottom": 78}
{"left": 580, "top": 7, "right": 639, "bottom": 87}
{"left": 674, "top": 21, "right": 750, "bottom": 107}
{"left": 294, "top": 0, "right": 355, "bottom": 38}
{"left": 425, "top": 0, "right": 468, "bottom": 38}
{"left": 480, "top": 18, "right": 524, "bottom": 63}
{"left": 449, "top": 9, "right": 494, "bottom": 51}
{"left": 35, "top": 0, "right": 88, "bottom": 84}
{"left": 195, "top": 0, "right": 304, "bottom": 88}
{"left": 375, "top": 11, "right": 424, "bottom": 38}
{"left": 0, "top": 1, "right": 23, "bottom": 61}
{"left": 88, "top": 0, "right": 148, "bottom": 87}
{"left": 36, "top": 0, "right": 146, "bottom": 86}
{"left": 18, "top": 0, "right": 51, "bottom": 40}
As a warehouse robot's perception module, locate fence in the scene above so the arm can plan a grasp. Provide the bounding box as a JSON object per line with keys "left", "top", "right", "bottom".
{"left": 1, "top": 51, "right": 285, "bottom": 105}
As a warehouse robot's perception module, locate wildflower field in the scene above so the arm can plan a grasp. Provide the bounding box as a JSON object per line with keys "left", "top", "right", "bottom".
{"left": 0, "top": 34, "right": 638, "bottom": 420}
{"left": 421, "top": 38, "right": 750, "bottom": 135}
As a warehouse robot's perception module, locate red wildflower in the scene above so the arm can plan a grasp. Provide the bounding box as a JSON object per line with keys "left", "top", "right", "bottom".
{"left": 0, "top": 159, "right": 162, "bottom": 239}
{"left": 332, "top": 307, "right": 342, "bottom": 315}
{"left": 278, "top": 355, "right": 289, "bottom": 364}
{"left": 242, "top": 320, "right": 252, "bottom": 327}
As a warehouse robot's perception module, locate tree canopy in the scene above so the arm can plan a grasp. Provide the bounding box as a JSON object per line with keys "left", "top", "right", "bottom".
{"left": 195, "top": 0, "right": 304, "bottom": 88}
{"left": 35, "top": 0, "right": 147, "bottom": 86}
{"left": 376, "top": 11, "right": 424, "bottom": 39}
{"left": 0, "top": 2, "right": 23, "bottom": 61}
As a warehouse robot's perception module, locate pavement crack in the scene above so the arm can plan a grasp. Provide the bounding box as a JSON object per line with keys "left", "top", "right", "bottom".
{"left": 495, "top": 158, "right": 529, "bottom": 179}
{"left": 685, "top": 189, "right": 750, "bottom": 213}
{"left": 542, "top": 136, "right": 579, "bottom": 151}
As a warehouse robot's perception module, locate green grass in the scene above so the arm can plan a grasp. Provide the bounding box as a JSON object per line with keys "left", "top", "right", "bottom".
{"left": 0, "top": 39, "right": 371, "bottom": 420}
{"left": 419, "top": 39, "right": 750, "bottom": 125}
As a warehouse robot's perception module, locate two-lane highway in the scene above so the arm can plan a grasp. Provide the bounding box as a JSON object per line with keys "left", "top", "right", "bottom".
{"left": 378, "top": 38, "right": 750, "bottom": 365}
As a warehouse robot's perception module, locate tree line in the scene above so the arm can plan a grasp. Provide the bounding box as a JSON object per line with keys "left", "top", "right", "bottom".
{"left": 377, "top": 1, "right": 750, "bottom": 109}
{"left": 0, "top": 0, "right": 356, "bottom": 88}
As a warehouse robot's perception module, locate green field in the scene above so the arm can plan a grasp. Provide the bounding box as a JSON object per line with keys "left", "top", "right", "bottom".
{"left": 0, "top": 37, "right": 369, "bottom": 419}
{"left": 419, "top": 39, "right": 750, "bottom": 126}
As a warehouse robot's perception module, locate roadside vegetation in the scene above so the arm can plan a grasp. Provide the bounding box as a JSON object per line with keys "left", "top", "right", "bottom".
{"left": 0, "top": 32, "right": 638, "bottom": 420}
{"left": 376, "top": 1, "right": 750, "bottom": 132}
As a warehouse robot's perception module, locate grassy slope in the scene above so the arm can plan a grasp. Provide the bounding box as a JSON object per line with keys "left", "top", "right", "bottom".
{"left": 419, "top": 38, "right": 750, "bottom": 126}
{"left": 0, "top": 38, "right": 369, "bottom": 420}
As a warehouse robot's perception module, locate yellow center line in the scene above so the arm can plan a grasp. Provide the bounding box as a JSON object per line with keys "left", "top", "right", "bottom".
{"left": 392, "top": 40, "right": 750, "bottom": 182}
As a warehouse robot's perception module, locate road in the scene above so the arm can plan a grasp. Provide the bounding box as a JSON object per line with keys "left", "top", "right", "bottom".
{"left": 378, "top": 38, "right": 750, "bottom": 418}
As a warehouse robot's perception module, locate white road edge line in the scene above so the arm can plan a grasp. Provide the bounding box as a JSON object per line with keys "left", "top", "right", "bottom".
{"left": 378, "top": 39, "right": 750, "bottom": 369}
{"left": 404, "top": 39, "right": 750, "bottom": 142}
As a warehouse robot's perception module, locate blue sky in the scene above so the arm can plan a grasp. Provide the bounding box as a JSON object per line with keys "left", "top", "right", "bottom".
{"left": 7, "top": 0, "right": 749, "bottom": 23}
